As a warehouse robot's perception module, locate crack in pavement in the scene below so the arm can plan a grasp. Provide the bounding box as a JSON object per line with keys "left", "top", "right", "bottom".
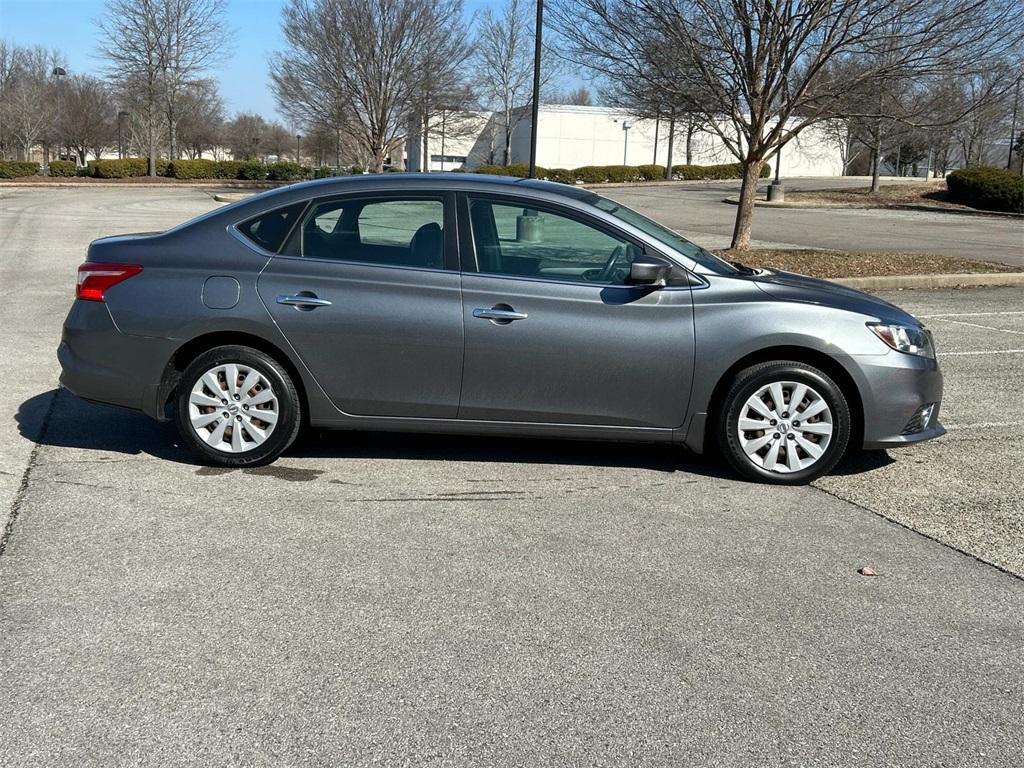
{"left": 0, "top": 388, "right": 59, "bottom": 558}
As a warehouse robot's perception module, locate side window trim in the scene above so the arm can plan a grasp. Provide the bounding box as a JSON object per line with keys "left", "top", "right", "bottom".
{"left": 277, "top": 190, "right": 459, "bottom": 272}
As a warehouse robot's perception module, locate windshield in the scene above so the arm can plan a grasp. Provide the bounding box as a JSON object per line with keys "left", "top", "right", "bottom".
{"left": 590, "top": 197, "right": 739, "bottom": 275}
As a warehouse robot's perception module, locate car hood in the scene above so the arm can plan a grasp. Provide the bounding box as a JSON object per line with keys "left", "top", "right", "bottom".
{"left": 752, "top": 269, "right": 919, "bottom": 326}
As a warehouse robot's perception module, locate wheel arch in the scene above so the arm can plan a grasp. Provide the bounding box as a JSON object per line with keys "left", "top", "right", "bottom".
{"left": 158, "top": 331, "right": 311, "bottom": 424}
{"left": 699, "top": 345, "right": 864, "bottom": 455}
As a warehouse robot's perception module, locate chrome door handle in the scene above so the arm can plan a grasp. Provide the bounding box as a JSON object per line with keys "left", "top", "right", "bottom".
{"left": 473, "top": 307, "right": 528, "bottom": 322}
{"left": 276, "top": 293, "right": 332, "bottom": 310}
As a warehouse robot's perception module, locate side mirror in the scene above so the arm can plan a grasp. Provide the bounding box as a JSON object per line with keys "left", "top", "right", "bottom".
{"left": 629, "top": 253, "right": 672, "bottom": 286}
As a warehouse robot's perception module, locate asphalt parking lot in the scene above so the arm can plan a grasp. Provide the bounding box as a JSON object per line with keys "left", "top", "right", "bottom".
{"left": 1, "top": 187, "right": 1022, "bottom": 766}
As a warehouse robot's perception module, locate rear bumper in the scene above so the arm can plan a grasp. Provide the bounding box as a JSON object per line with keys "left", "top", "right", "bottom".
{"left": 853, "top": 352, "right": 945, "bottom": 449}
{"left": 58, "top": 300, "right": 176, "bottom": 419}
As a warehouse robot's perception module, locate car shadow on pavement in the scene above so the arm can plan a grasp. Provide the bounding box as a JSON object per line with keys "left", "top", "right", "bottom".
{"left": 18, "top": 388, "right": 735, "bottom": 476}
{"left": 19, "top": 389, "right": 893, "bottom": 479}
{"left": 17, "top": 389, "right": 191, "bottom": 463}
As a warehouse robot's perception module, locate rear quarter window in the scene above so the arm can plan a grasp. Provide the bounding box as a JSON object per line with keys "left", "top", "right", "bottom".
{"left": 236, "top": 203, "right": 306, "bottom": 253}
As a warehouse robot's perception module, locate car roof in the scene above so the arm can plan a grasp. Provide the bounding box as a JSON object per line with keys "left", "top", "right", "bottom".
{"left": 267, "top": 172, "right": 599, "bottom": 202}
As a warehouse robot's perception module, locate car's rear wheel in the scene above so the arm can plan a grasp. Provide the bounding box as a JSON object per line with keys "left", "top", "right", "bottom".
{"left": 174, "top": 345, "right": 301, "bottom": 467}
{"left": 718, "top": 361, "right": 851, "bottom": 485}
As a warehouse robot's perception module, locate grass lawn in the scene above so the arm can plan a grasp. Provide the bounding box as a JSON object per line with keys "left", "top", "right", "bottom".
{"left": 716, "top": 248, "right": 1017, "bottom": 279}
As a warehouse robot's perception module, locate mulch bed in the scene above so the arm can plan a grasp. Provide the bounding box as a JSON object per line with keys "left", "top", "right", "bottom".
{"left": 716, "top": 248, "right": 1017, "bottom": 278}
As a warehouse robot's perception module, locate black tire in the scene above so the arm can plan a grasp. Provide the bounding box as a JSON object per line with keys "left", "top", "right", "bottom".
{"left": 174, "top": 345, "right": 301, "bottom": 467}
{"left": 717, "top": 360, "right": 851, "bottom": 485}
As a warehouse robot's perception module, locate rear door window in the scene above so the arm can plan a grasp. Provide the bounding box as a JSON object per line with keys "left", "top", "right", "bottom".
{"left": 287, "top": 196, "right": 447, "bottom": 269}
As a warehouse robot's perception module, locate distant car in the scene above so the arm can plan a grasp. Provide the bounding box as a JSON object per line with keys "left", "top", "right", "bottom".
{"left": 59, "top": 174, "right": 943, "bottom": 484}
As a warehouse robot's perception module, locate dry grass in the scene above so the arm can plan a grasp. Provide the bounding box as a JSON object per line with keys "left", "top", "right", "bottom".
{"left": 783, "top": 181, "right": 968, "bottom": 210}
{"left": 716, "top": 248, "right": 1017, "bottom": 278}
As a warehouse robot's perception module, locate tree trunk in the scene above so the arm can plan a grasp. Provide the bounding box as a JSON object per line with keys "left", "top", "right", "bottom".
{"left": 730, "top": 159, "right": 763, "bottom": 250}
{"left": 664, "top": 114, "right": 676, "bottom": 180}
{"left": 652, "top": 115, "right": 659, "bottom": 165}
{"left": 685, "top": 120, "right": 694, "bottom": 165}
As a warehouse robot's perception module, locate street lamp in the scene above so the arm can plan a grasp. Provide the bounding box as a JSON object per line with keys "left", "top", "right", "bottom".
{"left": 52, "top": 66, "right": 67, "bottom": 163}
{"left": 621, "top": 120, "right": 632, "bottom": 165}
{"left": 527, "top": 0, "right": 543, "bottom": 178}
{"left": 296, "top": 134, "right": 302, "bottom": 163}
{"left": 117, "top": 111, "right": 129, "bottom": 159}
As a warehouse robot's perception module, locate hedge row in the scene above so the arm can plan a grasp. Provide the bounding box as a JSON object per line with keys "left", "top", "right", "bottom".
{"left": 946, "top": 166, "right": 1024, "bottom": 213}
{"left": 47, "top": 160, "right": 78, "bottom": 177}
{"left": 474, "top": 161, "right": 770, "bottom": 184}
{"left": 0, "top": 161, "right": 41, "bottom": 179}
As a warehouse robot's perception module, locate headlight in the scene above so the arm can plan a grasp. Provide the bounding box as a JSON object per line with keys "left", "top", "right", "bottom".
{"left": 867, "top": 323, "right": 935, "bottom": 359}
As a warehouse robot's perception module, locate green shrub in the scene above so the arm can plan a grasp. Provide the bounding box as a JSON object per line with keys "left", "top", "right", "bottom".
{"left": 946, "top": 166, "right": 1024, "bottom": 213}
{"left": 636, "top": 164, "right": 667, "bottom": 181}
{"left": 0, "top": 160, "right": 41, "bottom": 179}
{"left": 235, "top": 161, "right": 267, "bottom": 180}
{"left": 603, "top": 165, "right": 643, "bottom": 183}
{"left": 670, "top": 162, "right": 763, "bottom": 181}
{"left": 89, "top": 158, "right": 169, "bottom": 178}
{"left": 47, "top": 160, "right": 77, "bottom": 177}
{"left": 543, "top": 168, "right": 576, "bottom": 184}
{"left": 350, "top": 165, "right": 365, "bottom": 174}
{"left": 266, "top": 161, "right": 309, "bottom": 181}
{"left": 572, "top": 166, "right": 609, "bottom": 183}
{"left": 167, "top": 159, "right": 218, "bottom": 179}
{"left": 75, "top": 164, "right": 93, "bottom": 177}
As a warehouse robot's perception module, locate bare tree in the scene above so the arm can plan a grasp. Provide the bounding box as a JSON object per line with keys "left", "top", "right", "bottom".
{"left": 472, "top": 0, "right": 560, "bottom": 165}
{"left": 158, "top": 0, "right": 230, "bottom": 159}
{"left": 225, "top": 112, "right": 269, "bottom": 160}
{"left": 271, "top": 0, "right": 465, "bottom": 173}
{"left": 99, "top": 0, "right": 229, "bottom": 174}
{"left": 559, "top": 86, "right": 593, "bottom": 106}
{"left": 554, "top": 0, "right": 1022, "bottom": 248}
{"left": 60, "top": 75, "right": 118, "bottom": 164}
{"left": 0, "top": 45, "right": 63, "bottom": 161}
{"left": 176, "top": 79, "right": 224, "bottom": 158}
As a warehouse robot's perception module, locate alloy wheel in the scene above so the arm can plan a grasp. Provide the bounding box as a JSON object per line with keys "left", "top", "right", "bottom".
{"left": 187, "top": 363, "right": 279, "bottom": 453}
{"left": 737, "top": 380, "right": 834, "bottom": 474}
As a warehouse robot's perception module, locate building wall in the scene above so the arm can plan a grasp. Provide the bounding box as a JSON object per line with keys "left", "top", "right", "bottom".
{"left": 502, "top": 105, "right": 846, "bottom": 177}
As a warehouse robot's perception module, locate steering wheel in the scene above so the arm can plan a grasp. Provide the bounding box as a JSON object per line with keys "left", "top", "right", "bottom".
{"left": 599, "top": 245, "right": 627, "bottom": 283}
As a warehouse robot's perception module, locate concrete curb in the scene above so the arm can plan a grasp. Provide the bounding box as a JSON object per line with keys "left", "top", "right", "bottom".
{"left": 833, "top": 272, "right": 1024, "bottom": 290}
{"left": 0, "top": 181, "right": 282, "bottom": 190}
{"left": 722, "top": 196, "right": 1024, "bottom": 219}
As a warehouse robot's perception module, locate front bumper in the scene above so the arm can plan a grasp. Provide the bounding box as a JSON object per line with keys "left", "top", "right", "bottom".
{"left": 852, "top": 351, "right": 945, "bottom": 449}
{"left": 58, "top": 300, "right": 176, "bottom": 419}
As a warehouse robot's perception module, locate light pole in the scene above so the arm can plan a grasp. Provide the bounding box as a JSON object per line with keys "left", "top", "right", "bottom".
{"left": 440, "top": 108, "right": 447, "bottom": 172}
{"left": 1008, "top": 73, "right": 1021, "bottom": 171}
{"left": 621, "top": 120, "right": 632, "bottom": 165}
{"left": 296, "top": 134, "right": 302, "bottom": 163}
{"left": 527, "top": 0, "right": 543, "bottom": 178}
{"left": 117, "top": 111, "right": 129, "bottom": 159}
{"left": 52, "top": 66, "right": 66, "bottom": 163}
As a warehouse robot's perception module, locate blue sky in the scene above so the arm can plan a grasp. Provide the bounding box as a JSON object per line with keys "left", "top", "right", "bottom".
{"left": 0, "top": 0, "right": 492, "bottom": 123}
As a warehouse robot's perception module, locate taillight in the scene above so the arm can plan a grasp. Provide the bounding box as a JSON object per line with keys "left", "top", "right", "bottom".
{"left": 76, "top": 262, "right": 143, "bottom": 302}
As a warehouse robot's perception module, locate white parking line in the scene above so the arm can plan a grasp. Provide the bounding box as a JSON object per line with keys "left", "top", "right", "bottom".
{"left": 945, "top": 420, "right": 1024, "bottom": 431}
{"left": 941, "top": 349, "right": 1024, "bottom": 356}
{"left": 927, "top": 318, "right": 1024, "bottom": 335}
{"left": 919, "top": 311, "right": 1024, "bottom": 318}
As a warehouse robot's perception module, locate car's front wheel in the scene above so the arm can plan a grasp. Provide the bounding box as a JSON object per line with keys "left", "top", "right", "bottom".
{"left": 174, "top": 345, "right": 301, "bottom": 467}
{"left": 718, "top": 361, "right": 851, "bottom": 484}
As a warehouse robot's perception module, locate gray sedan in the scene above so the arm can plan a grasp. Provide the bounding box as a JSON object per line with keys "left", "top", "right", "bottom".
{"left": 58, "top": 174, "right": 944, "bottom": 484}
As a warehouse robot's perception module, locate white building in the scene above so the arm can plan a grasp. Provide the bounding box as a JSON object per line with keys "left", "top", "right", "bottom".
{"left": 407, "top": 104, "right": 847, "bottom": 177}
